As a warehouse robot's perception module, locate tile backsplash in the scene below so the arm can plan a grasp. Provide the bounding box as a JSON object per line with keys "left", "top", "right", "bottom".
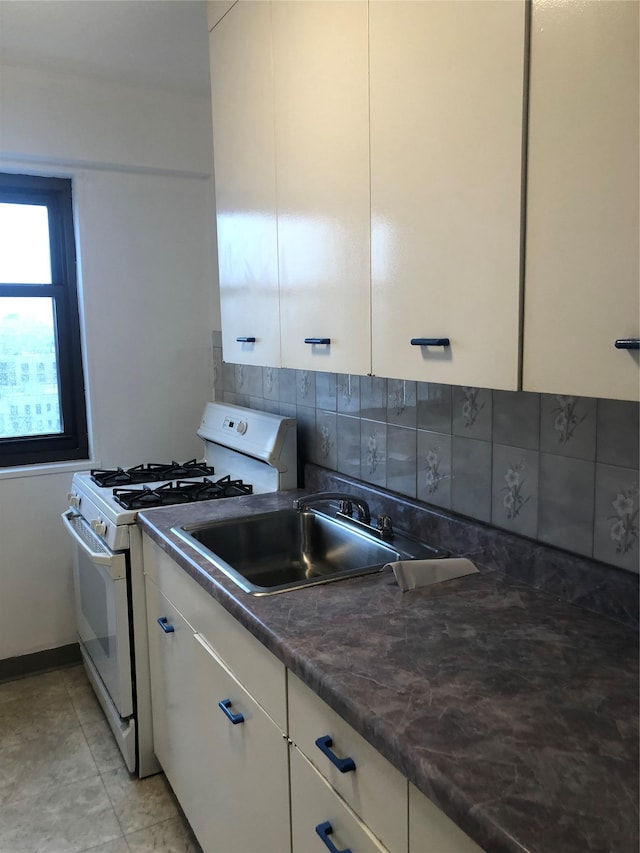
{"left": 213, "top": 337, "right": 639, "bottom": 574}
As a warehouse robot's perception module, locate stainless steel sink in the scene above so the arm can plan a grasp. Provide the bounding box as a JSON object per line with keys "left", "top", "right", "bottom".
{"left": 172, "top": 507, "right": 446, "bottom": 595}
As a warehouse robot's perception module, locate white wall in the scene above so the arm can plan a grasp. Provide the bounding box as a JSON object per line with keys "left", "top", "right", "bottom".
{"left": 0, "top": 61, "right": 219, "bottom": 659}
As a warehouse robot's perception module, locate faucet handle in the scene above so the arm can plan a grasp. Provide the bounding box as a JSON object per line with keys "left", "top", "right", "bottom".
{"left": 339, "top": 500, "right": 353, "bottom": 517}
{"left": 376, "top": 514, "right": 394, "bottom": 541}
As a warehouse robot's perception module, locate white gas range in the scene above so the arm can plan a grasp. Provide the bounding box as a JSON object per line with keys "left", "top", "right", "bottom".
{"left": 62, "top": 402, "right": 297, "bottom": 777}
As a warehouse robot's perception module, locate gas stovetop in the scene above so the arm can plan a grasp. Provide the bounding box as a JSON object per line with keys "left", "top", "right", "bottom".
{"left": 112, "top": 474, "right": 254, "bottom": 510}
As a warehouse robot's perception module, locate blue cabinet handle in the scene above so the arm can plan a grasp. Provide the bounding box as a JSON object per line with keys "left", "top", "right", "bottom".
{"left": 218, "top": 698, "right": 244, "bottom": 725}
{"left": 315, "top": 735, "right": 356, "bottom": 773}
{"left": 157, "top": 617, "right": 174, "bottom": 633}
{"left": 315, "top": 821, "right": 352, "bottom": 853}
{"left": 304, "top": 338, "right": 331, "bottom": 345}
{"left": 615, "top": 338, "right": 640, "bottom": 350}
{"left": 410, "top": 338, "right": 450, "bottom": 347}
{"left": 236, "top": 337, "right": 256, "bottom": 343}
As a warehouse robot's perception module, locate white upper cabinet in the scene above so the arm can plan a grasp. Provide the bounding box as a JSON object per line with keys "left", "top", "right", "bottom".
{"left": 523, "top": 0, "right": 639, "bottom": 401}
{"left": 209, "top": 1, "right": 281, "bottom": 367}
{"left": 369, "top": 0, "right": 527, "bottom": 389}
{"left": 272, "top": 0, "right": 371, "bottom": 374}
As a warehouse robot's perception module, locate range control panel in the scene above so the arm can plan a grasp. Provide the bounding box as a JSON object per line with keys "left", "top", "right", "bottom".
{"left": 222, "top": 415, "right": 248, "bottom": 435}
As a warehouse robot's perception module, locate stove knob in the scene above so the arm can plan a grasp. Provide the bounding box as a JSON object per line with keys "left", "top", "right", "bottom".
{"left": 67, "top": 493, "right": 81, "bottom": 508}
{"left": 237, "top": 420, "right": 248, "bottom": 435}
{"left": 90, "top": 518, "right": 107, "bottom": 537}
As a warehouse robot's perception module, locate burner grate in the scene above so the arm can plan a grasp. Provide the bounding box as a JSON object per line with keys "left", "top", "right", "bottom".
{"left": 91, "top": 460, "right": 216, "bottom": 488}
{"left": 113, "top": 475, "right": 253, "bottom": 510}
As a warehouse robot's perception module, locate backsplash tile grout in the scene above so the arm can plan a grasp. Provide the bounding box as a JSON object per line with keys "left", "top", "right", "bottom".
{"left": 213, "top": 354, "right": 639, "bottom": 574}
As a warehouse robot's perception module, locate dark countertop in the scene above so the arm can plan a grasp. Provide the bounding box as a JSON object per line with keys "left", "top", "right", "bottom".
{"left": 138, "top": 489, "right": 639, "bottom": 853}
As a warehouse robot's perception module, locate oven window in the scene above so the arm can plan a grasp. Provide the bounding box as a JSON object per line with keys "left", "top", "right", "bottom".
{"left": 0, "top": 173, "right": 88, "bottom": 467}
{"left": 78, "top": 549, "right": 113, "bottom": 659}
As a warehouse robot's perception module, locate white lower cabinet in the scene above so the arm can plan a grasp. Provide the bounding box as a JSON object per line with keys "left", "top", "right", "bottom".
{"left": 409, "top": 784, "right": 484, "bottom": 853}
{"left": 291, "top": 745, "right": 388, "bottom": 853}
{"left": 143, "top": 535, "right": 485, "bottom": 853}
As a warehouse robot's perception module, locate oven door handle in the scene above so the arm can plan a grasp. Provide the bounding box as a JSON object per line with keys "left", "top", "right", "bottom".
{"left": 61, "top": 510, "right": 120, "bottom": 570}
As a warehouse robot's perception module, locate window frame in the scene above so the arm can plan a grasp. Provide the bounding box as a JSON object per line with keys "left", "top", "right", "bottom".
{"left": 0, "top": 173, "right": 88, "bottom": 467}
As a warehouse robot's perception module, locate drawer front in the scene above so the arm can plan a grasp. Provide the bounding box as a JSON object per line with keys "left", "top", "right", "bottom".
{"left": 143, "top": 535, "right": 286, "bottom": 730}
{"left": 409, "top": 783, "right": 484, "bottom": 853}
{"left": 288, "top": 672, "right": 408, "bottom": 853}
{"left": 291, "top": 746, "right": 388, "bottom": 853}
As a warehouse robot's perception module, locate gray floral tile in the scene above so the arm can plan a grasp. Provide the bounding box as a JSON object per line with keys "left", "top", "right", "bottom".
{"left": 593, "top": 464, "right": 639, "bottom": 572}
{"left": 221, "top": 362, "right": 236, "bottom": 394}
{"left": 278, "top": 402, "right": 296, "bottom": 419}
{"left": 235, "top": 364, "right": 263, "bottom": 398}
{"left": 452, "top": 387, "right": 492, "bottom": 440}
{"left": 387, "top": 379, "right": 417, "bottom": 428}
{"left": 451, "top": 436, "right": 492, "bottom": 522}
{"left": 295, "top": 405, "right": 316, "bottom": 468}
{"left": 417, "top": 383, "right": 452, "bottom": 433}
{"left": 416, "top": 431, "right": 451, "bottom": 510}
{"left": 538, "top": 454, "right": 595, "bottom": 557}
{"left": 314, "top": 410, "right": 337, "bottom": 471}
{"left": 491, "top": 445, "right": 539, "bottom": 538}
{"left": 337, "top": 374, "right": 361, "bottom": 415}
{"left": 296, "top": 370, "right": 315, "bottom": 407}
{"left": 278, "top": 368, "right": 297, "bottom": 404}
{"left": 336, "top": 415, "right": 361, "bottom": 480}
{"left": 387, "top": 425, "right": 417, "bottom": 498}
{"left": 360, "top": 376, "right": 387, "bottom": 422}
{"left": 212, "top": 347, "right": 223, "bottom": 397}
{"left": 596, "top": 399, "right": 640, "bottom": 469}
{"left": 492, "top": 391, "right": 540, "bottom": 450}
{"left": 540, "top": 394, "right": 596, "bottom": 461}
{"left": 360, "top": 420, "right": 387, "bottom": 487}
{"left": 262, "top": 366, "right": 279, "bottom": 401}
{"left": 315, "top": 372, "right": 337, "bottom": 411}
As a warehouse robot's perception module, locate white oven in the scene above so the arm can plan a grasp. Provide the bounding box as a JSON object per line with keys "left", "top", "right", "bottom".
{"left": 62, "top": 402, "right": 297, "bottom": 777}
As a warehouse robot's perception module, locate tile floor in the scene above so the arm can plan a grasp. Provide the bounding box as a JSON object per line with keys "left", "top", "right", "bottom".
{"left": 0, "top": 666, "right": 202, "bottom": 853}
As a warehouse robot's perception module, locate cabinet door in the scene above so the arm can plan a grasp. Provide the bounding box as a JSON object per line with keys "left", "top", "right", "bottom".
{"left": 145, "top": 579, "right": 202, "bottom": 825}
{"left": 523, "top": 0, "right": 639, "bottom": 401}
{"left": 409, "top": 783, "right": 483, "bottom": 853}
{"left": 370, "top": 1, "right": 526, "bottom": 389}
{"left": 273, "top": 0, "right": 371, "bottom": 374}
{"left": 291, "top": 746, "right": 388, "bottom": 853}
{"left": 190, "top": 631, "right": 291, "bottom": 853}
{"left": 210, "top": 1, "right": 281, "bottom": 367}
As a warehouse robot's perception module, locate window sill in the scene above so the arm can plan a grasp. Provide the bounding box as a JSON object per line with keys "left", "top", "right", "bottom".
{"left": 0, "top": 459, "right": 97, "bottom": 482}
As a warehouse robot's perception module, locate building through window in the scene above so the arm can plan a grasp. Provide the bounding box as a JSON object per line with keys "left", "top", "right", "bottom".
{"left": 0, "top": 173, "right": 88, "bottom": 466}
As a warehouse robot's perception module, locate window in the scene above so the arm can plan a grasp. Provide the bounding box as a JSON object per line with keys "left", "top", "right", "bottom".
{"left": 0, "top": 173, "right": 88, "bottom": 466}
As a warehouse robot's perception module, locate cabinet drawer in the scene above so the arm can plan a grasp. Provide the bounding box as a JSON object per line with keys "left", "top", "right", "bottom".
{"left": 291, "top": 746, "right": 388, "bottom": 853}
{"left": 288, "top": 672, "right": 408, "bottom": 853}
{"left": 409, "top": 783, "right": 484, "bottom": 853}
{"left": 143, "top": 535, "right": 287, "bottom": 729}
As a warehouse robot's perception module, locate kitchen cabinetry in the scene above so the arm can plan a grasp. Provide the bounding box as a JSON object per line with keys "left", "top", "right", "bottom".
{"left": 290, "top": 746, "right": 388, "bottom": 853}
{"left": 523, "top": 0, "right": 639, "bottom": 401}
{"left": 143, "top": 532, "right": 485, "bottom": 852}
{"left": 209, "top": 0, "right": 281, "bottom": 367}
{"left": 143, "top": 536, "right": 290, "bottom": 853}
{"left": 289, "top": 671, "right": 407, "bottom": 853}
{"left": 369, "top": 0, "right": 526, "bottom": 389}
{"left": 272, "top": 0, "right": 371, "bottom": 374}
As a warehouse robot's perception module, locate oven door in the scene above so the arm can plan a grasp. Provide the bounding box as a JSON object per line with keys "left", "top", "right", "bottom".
{"left": 62, "top": 510, "right": 133, "bottom": 719}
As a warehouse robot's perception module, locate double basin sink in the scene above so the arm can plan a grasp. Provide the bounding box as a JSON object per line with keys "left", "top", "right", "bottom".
{"left": 172, "top": 492, "right": 448, "bottom": 595}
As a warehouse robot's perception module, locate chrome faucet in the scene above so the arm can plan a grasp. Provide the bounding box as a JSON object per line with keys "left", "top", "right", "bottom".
{"left": 293, "top": 492, "right": 371, "bottom": 525}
